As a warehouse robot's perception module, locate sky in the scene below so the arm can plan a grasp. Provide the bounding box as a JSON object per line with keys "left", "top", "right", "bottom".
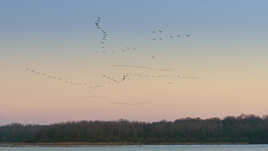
{"left": 1, "top": 0, "right": 268, "bottom": 125}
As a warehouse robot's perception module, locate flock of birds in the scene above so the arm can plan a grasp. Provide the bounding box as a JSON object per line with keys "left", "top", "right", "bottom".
{"left": 25, "top": 17, "right": 198, "bottom": 106}
{"left": 93, "top": 17, "right": 192, "bottom": 59}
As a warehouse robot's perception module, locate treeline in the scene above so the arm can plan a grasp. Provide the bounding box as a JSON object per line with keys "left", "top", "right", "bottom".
{"left": 1, "top": 114, "right": 268, "bottom": 144}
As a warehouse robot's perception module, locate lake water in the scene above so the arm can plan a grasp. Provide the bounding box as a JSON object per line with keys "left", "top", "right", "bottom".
{"left": 0, "top": 145, "right": 268, "bottom": 151}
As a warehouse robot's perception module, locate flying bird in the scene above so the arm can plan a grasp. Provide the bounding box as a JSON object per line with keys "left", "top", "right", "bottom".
{"left": 122, "top": 73, "right": 128, "bottom": 81}
{"left": 185, "top": 34, "right": 191, "bottom": 37}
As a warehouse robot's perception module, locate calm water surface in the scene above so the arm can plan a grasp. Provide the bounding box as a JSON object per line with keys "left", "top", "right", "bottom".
{"left": 0, "top": 145, "right": 268, "bottom": 151}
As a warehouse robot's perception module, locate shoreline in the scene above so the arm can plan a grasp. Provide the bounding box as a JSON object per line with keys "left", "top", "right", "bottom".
{"left": 0, "top": 142, "right": 252, "bottom": 147}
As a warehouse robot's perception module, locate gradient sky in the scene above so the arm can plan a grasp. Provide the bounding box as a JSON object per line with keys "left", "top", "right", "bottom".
{"left": 1, "top": 0, "right": 268, "bottom": 125}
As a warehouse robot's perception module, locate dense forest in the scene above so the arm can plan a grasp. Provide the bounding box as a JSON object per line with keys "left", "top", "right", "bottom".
{"left": 1, "top": 114, "right": 268, "bottom": 144}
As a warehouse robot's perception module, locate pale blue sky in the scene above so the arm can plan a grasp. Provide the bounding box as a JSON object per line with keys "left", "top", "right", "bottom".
{"left": 1, "top": 0, "right": 268, "bottom": 57}
{"left": 1, "top": 0, "right": 268, "bottom": 124}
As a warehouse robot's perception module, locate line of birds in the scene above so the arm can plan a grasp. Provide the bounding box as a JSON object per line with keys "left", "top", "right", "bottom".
{"left": 25, "top": 67, "right": 104, "bottom": 89}
{"left": 152, "top": 29, "right": 191, "bottom": 41}
{"left": 111, "top": 64, "right": 173, "bottom": 72}
{"left": 25, "top": 66, "right": 199, "bottom": 106}
{"left": 102, "top": 73, "right": 129, "bottom": 83}
{"left": 94, "top": 17, "right": 110, "bottom": 49}
{"left": 126, "top": 72, "right": 200, "bottom": 80}
{"left": 96, "top": 47, "right": 137, "bottom": 55}
{"left": 25, "top": 65, "right": 199, "bottom": 88}
{"left": 94, "top": 17, "right": 139, "bottom": 57}
{"left": 25, "top": 67, "right": 132, "bottom": 89}
{"left": 26, "top": 67, "right": 150, "bottom": 106}
{"left": 151, "top": 29, "right": 191, "bottom": 59}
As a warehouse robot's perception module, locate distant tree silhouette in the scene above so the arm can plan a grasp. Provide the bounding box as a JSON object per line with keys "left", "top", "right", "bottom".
{"left": 1, "top": 114, "right": 268, "bottom": 144}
